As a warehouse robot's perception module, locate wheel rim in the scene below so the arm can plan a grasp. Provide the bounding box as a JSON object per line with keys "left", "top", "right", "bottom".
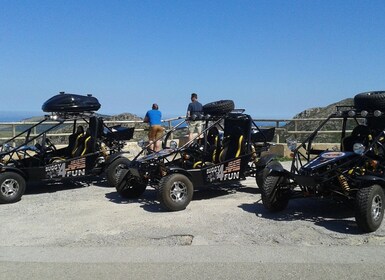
{"left": 372, "top": 194, "right": 383, "bottom": 222}
{"left": 169, "top": 181, "right": 188, "bottom": 202}
{"left": 1, "top": 178, "right": 20, "bottom": 198}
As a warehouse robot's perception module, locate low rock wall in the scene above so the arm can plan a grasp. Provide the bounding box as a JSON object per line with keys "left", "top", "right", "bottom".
{"left": 123, "top": 141, "right": 340, "bottom": 159}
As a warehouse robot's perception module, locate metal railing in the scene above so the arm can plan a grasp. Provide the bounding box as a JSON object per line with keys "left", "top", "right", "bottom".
{"left": 0, "top": 116, "right": 343, "bottom": 145}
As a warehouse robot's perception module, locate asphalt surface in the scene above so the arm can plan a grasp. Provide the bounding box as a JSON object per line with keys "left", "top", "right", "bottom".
{"left": 1, "top": 162, "right": 385, "bottom": 279}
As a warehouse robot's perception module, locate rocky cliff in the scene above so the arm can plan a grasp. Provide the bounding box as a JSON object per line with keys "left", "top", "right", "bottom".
{"left": 282, "top": 98, "right": 355, "bottom": 143}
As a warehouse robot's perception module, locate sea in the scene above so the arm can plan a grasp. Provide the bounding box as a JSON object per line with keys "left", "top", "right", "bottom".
{"left": 0, "top": 111, "right": 42, "bottom": 122}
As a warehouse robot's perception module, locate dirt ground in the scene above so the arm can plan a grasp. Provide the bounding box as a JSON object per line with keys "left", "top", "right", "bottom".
{"left": 1, "top": 162, "right": 385, "bottom": 248}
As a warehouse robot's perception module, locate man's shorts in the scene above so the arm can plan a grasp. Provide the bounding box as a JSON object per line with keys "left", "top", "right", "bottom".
{"left": 188, "top": 121, "right": 203, "bottom": 134}
{"left": 148, "top": 125, "right": 163, "bottom": 141}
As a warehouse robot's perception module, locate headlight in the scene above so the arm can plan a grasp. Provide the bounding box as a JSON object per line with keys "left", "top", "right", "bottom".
{"left": 360, "top": 110, "right": 368, "bottom": 117}
{"left": 287, "top": 139, "right": 297, "bottom": 152}
{"left": 353, "top": 143, "right": 365, "bottom": 155}
{"left": 170, "top": 140, "right": 178, "bottom": 149}
{"left": 2, "top": 144, "right": 11, "bottom": 152}
{"left": 348, "top": 110, "right": 356, "bottom": 117}
{"left": 137, "top": 140, "right": 145, "bottom": 148}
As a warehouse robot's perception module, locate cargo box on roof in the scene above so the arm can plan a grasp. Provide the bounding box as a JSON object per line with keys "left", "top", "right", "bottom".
{"left": 42, "top": 92, "right": 101, "bottom": 113}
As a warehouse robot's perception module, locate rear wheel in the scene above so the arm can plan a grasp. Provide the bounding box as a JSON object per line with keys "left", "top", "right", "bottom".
{"left": 260, "top": 163, "right": 289, "bottom": 212}
{"left": 106, "top": 157, "right": 131, "bottom": 187}
{"left": 158, "top": 173, "right": 193, "bottom": 211}
{"left": 355, "top": 185, "right": 384, "bottom": 232}
{"left": 0, "top": 172, "right": 26, "bottom": 204}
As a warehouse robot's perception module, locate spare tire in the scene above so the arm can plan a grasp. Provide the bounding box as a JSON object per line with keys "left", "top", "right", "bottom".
{"left": 354, "top": 91, "right": 385, "bottom": 110}
{"left": 203, "top": 100, "right": 235, "bottom": 116}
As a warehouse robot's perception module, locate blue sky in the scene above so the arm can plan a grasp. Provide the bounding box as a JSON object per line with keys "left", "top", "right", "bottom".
{"left": 1, "top": 0, "right": 384, "bottom": 119}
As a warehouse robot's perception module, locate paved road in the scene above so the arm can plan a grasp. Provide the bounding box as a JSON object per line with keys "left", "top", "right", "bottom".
{"left": 1, "top": 162, "right": 385, "bottom": 279}
{"left": 1, "top": 245, "right": 385, "bottom": 279}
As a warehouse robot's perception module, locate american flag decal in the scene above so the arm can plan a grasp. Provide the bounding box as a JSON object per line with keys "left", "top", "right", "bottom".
{"left": 225, "top": 159, "right": 241, "bottom": 173}
{"left": 67, "top": 158, "right": 86, "bottom": 171}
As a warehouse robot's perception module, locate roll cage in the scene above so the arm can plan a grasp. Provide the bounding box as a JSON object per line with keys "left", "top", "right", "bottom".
{"left": 289, "top": 106, "right": 377, "bottom": 174}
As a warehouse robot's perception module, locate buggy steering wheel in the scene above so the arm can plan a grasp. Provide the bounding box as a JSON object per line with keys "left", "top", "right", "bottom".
{"left": 45, "top": 138, "right": 57, "bottom": 152}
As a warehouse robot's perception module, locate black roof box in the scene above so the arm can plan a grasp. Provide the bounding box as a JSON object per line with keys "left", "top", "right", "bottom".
{"left": 42, "top": 92, "right": 101, "bottom": 113}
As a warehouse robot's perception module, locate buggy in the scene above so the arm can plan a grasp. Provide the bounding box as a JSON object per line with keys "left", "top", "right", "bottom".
{"left": 0, "top": 92, "right": 134, "bottom": 203}
{"left": 115, "top": 100, "right": 276, "bottom": 211}
{"left": 260, "top": 91, "right": 385, "bottom": 232}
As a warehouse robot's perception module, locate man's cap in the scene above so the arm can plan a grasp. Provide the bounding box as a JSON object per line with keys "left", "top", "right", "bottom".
{"left": 191, "top": 93, "right": 198, "bottom": 98}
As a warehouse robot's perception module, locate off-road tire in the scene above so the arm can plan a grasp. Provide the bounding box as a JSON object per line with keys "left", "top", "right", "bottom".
{"left": 106, "top": 157, "right": 131, "bottom": 187}
{"left": 117, "top": 183, "right": 147, "bottom": 199}
{"left": 203, "top": 100, "right": 235, "bottom": 116}
{"left": 354, "top": 91, "right": 385, "bottom": 110}
{"left": 256, "top": 167, "right": 269, "bottom": 188}
{"left": 260, "top": 171, "right": 289, "bottom": 212}
{"left": 355, "top": 184, "right": 384, "bottom": 233}
{"left": 116, "top": 170, "right": 147, "bottom": 199}
{"left": 158, "top": 173, "right": 193, "bottom": 211}
{"left": 0, "top": 172, "right": 26, "bottom": 204}
{"left": 256, "top": 160, "right": 282, "bottom": 188}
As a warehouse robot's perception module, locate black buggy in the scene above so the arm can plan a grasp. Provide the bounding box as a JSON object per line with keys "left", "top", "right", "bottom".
{"left": 261, "top": 91, "right": 385, "bottom": 232}
{"left": 114, "top": 100, "right": 276, "bottom": 211}
{"left": 0, "top": 92, "right": 134, "bottom": 204}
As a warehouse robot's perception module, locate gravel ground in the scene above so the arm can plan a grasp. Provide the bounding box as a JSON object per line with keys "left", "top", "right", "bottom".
{"left": 1, "top": 162, "right": 385, "bottom": 248}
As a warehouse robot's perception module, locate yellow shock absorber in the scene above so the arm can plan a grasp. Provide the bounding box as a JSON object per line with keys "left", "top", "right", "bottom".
{"left": 338, "top": 175, "right": 350, "bottom": 192}
{"left": 100, "top": 142, "right": 108, "bottom": 157}
{"left": 251, "top": 145, "right": 257, "bottom": 159}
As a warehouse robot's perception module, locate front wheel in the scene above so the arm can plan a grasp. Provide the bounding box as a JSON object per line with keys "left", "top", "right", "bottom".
{"left": 106, "top": 157, "right": 131, "bottom": 187}
{"left": 355, "top": 185, "right": 384, "bottom": 233}
{"left": 260, "top": 172, "right": 289, "bottom": 212}
{"left": 0, "top": 172, "right": 26, "bottom": 204}
{"left": 158, "top": 173, "right": 193, "bottom": 211}
{"left": 255, "top": 167, "right": 269, "bottom": 188}
{"left": 116, "top": 170, "right": 147, "bottom": 199}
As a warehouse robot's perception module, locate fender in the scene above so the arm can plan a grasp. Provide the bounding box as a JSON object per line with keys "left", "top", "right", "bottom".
{"left": 255, "top": 154, "right": 277, "bottom": 168}
{"left": 105, "top": 152, "right": 130, "bottom": 165}
{"left": 0, "top": 166, "right": 27, "bottom": 180}
{"left": 167, "top": 166, "right": 193, "bottom": 180}
{"left": 356, "top": 175, "right": 385, "bottom": 187}
{"left": 265, "top": 161, "right": 289, "bottom": 177}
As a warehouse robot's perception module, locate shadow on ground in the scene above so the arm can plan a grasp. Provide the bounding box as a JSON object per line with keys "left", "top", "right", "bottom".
{"left": 105, "top": 183, "right": 256, "bottom": 213}
{"left": 239, "top": 198, "right": 363, "bottom": 234}
{"left": 24, "top": 175, "right": 117, "bottom": 196}
{"left": 25, "top": 180, "right": 93, "bottom": 195}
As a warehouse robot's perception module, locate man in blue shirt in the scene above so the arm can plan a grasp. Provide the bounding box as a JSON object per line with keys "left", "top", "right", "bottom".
{"left": 144, "top": 103, "right": 163, "bottom": 151}
{"left": 186, "top": 93, "right": 203, "bottom": 141}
